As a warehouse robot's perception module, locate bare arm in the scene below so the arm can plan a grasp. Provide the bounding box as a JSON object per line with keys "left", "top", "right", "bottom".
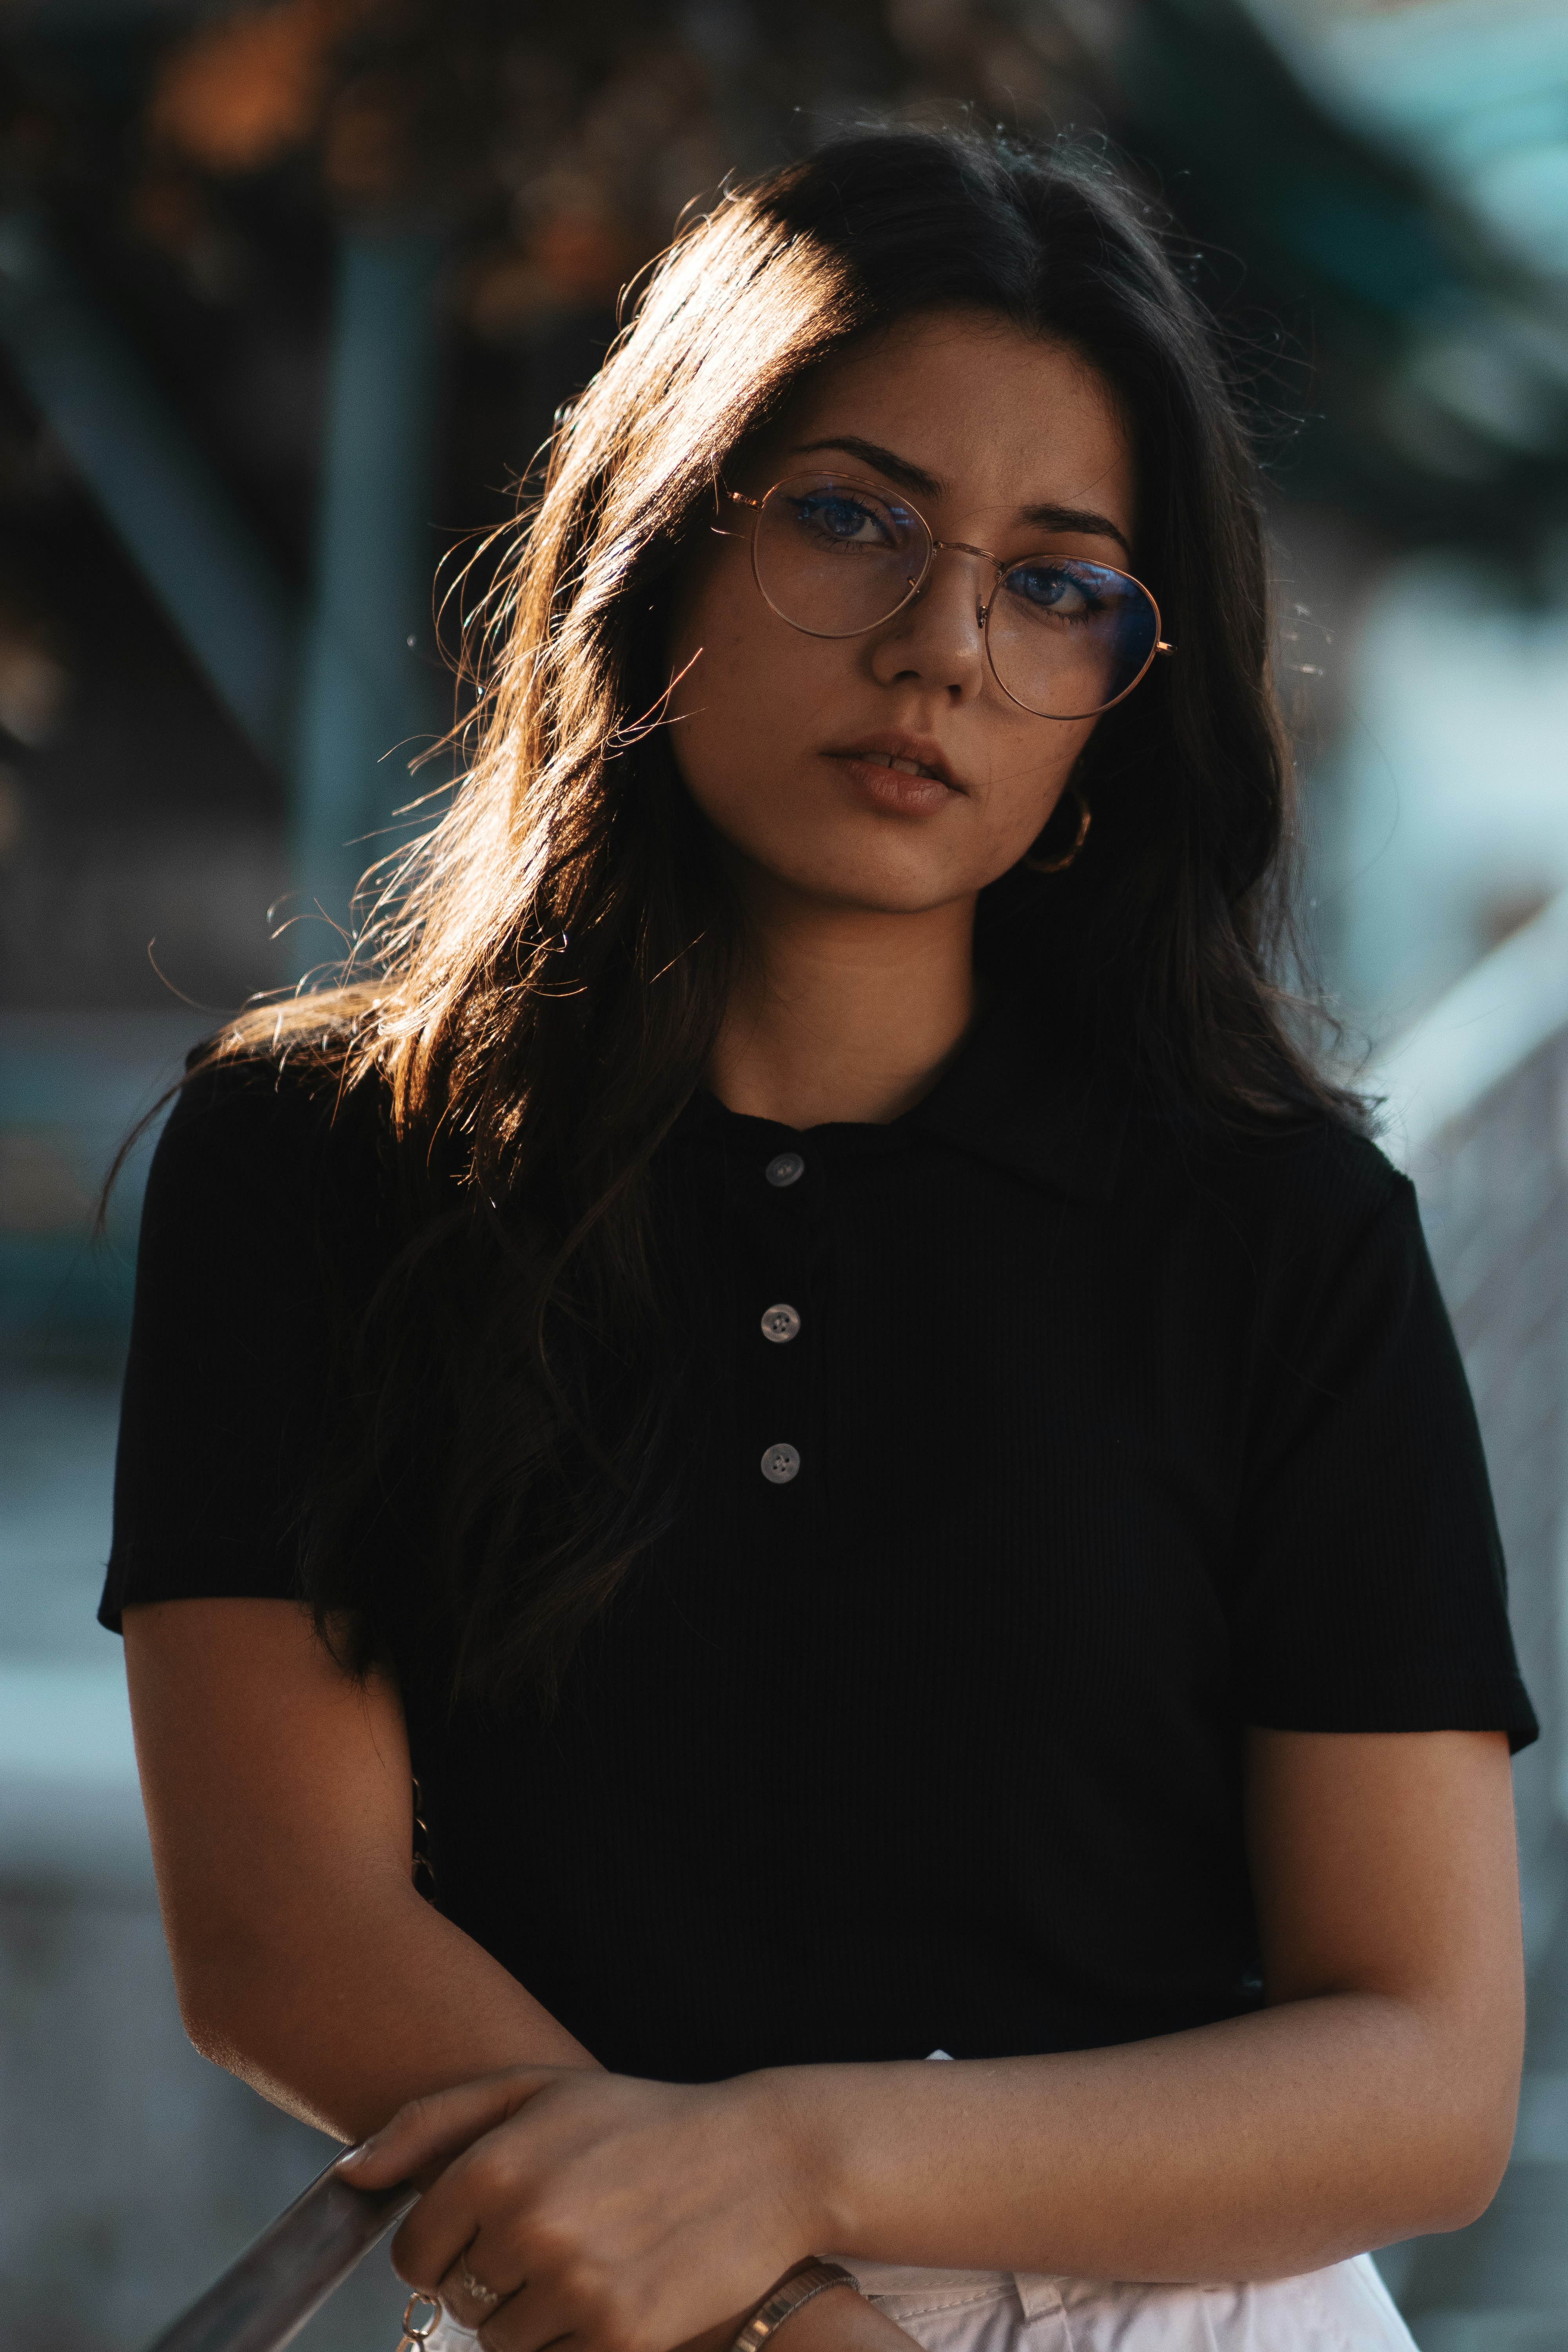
{"left": 122, "top": 1596, "right": 593, "bottom": 2140}
{"left": 349, "top": 1725, "right": 1525, "bottom": 2349}
{"left": 123, "top": 1597, "right": 922, "bottom": 2352}
{"left": 766, "top": 1725, "right": 1526, "bottom": 2280}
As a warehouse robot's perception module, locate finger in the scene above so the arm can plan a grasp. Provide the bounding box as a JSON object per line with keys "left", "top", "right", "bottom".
{"left": 338, "top": 2069, "right": 563, "bottom": 2190}
{"left": 477, "top": 2261, "right": 747, "bottom": 2352}
{"left": 475, "top": 2279, "right": 576, "bottom": 2352}
{"left": 437, "top": 2247, "right": 512, "bottom": 2335}
{"left": 389, "top": 2124, "right": 545, "bottom": 2297}
{"left": 427, "top": 2207, "right": 563, "bottom": 2346}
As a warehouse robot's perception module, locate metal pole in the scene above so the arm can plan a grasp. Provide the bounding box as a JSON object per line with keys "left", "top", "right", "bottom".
{"left": 138, "top": 2160, "right": 418, "bottom": 2352}
{"left": 292, "top": 230, "right": 446, "bottom": 960}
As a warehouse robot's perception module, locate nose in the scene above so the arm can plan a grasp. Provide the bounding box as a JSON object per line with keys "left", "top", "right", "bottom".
{"left": 868, "top": 546, "right": 991, "bottom": 702}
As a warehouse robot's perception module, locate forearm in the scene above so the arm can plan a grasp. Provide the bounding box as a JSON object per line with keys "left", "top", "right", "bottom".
{"left": 125, "top": 1600, "right": 599, "bottom": 2142}
{"left": 773, "top": 1992, "right": 1515, "bottom": 2283}
{"left": 174, "top": 1882, "right": 596, "bottom": 2143}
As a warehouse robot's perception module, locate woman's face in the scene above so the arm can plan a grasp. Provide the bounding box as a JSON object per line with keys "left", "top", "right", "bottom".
{"left": 666, "top": 308, "right": 1138, "bottom": 917}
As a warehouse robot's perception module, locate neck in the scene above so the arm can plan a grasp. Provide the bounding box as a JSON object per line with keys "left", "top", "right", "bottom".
{"left": 707, "top": 872, "right": 980, "bottom": 1129}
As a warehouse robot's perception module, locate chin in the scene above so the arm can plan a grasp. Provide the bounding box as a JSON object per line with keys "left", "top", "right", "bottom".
{"left": 780, "top": 857, "right": 979, "bottom": 915}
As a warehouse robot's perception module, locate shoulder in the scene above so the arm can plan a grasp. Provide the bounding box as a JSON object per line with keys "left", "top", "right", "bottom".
{"left": 1224, "top": 1112, "right": 1408, "bottom": 1239}
{"left": 160, "top": 1038, "right": 385, "bottom": 1168}
{"left": 143, "top": 1040, "right": 396, "bottom": 1256}
{"left": 1121, "top": 1099, "right": 1428, "bottom": 1345}
{"left": 1133, "top": 1096, "right": 1409, "bottom": 1243}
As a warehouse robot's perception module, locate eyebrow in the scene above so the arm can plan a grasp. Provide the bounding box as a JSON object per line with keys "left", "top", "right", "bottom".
{"left": 792, "top": 434, "right": 1134, "bottom": 559}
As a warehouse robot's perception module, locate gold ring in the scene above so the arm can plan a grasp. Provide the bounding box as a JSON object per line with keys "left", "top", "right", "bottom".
{"left": 460, "top": 2260, "right": 501, "bottom": 2310}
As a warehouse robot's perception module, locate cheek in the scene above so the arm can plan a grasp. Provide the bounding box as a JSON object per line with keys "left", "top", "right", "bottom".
{"left": 667, "top": 579, "right": 833, "bottom": 805}
{"left": 968, "top": 719, "right": 1096, "bottom": 844}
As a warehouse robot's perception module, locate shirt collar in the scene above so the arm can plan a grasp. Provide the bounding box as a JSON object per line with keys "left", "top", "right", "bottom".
{"left": 897, "top": 990, "right": 1132, "bottom": 1204}
{"left": 674, "top": 989, "right": 1132, "bottom": 1205}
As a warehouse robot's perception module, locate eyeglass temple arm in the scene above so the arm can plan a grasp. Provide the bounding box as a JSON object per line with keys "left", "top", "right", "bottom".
{"left": 709, "top": 489, "right": 761, "bottom": 539}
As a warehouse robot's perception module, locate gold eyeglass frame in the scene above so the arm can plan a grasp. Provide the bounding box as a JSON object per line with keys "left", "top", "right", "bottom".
{"left": 720, "top": 474, "right": 1176, "bottom": 721}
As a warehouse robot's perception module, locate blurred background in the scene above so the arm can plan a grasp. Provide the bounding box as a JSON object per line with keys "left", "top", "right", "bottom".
{"left": 2, "top": 0, "right": 1567, "bottom": 2345}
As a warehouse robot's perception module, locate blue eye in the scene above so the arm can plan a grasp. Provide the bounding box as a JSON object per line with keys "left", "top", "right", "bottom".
{"left": 1007, "top": 563, "right": 1098, "bottom": 617}
{"left": 794, "top": 494, "right": 885, "bottom": 542}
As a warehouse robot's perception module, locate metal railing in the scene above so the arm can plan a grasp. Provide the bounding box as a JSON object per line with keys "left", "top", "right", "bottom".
{"left": 1375, "top": 889, "right": 1568, "bottom": 1954}
{"left": 139, "top": 2164, "right": 417, "bottom": 2352}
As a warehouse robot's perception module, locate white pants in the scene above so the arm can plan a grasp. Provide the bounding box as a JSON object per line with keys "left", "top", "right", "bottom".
{"left": 833, "top": 2256, "right": 1418, "bottom": 2352}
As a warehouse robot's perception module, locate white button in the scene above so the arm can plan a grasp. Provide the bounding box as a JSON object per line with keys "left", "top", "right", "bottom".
{"left": 761, "top": 1303, "right": 801, "bottom": 1344}
{"left": 766, "top": 1151, "right": 804, "bottom": 1187}
{"left": 760, "top": 1442, "right": 800, "bottom": 1484}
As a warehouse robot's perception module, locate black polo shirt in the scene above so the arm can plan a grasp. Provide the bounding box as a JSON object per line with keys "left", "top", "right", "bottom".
{"left": 100, "top": 997, "right": 1535, "bottom": 2081}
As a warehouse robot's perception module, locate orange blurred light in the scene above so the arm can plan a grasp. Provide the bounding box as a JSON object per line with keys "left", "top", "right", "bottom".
{"left": 148, "top": 0, "right": 346, "bottom": 174}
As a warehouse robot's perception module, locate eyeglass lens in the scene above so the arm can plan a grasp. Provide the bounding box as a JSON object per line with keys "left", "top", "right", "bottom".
{"left": 752, "top": 474, "right": 1160, "bottom": 719}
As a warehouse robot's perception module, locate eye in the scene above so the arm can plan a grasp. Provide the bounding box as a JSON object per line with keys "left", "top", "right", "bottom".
{"left": 1004, "top": 561, "right": 1102, "bottom": 619}
{"left": 791, "top": 492, "right": 892, "bottom": 545}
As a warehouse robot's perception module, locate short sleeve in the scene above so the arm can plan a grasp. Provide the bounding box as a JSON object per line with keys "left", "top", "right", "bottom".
{"left": 1231, "top": 1168, "right": 1538, "bottom": 1751}
{"left": 99, "top": 1058, "right": 361, "bottom": 1630}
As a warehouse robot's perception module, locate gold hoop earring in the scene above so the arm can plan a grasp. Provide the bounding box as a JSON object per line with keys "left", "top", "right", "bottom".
{"left": 1022, "top": 779, "right": 1092, "bottom": 875}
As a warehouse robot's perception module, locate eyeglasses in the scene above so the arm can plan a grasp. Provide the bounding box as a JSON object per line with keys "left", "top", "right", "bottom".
{"left": 720, "top": 473, "right": 1174, "bottom": 720}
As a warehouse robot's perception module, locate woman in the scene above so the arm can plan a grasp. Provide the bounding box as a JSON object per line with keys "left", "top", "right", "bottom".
{"left": 104, "top": 130, "right": 1535, "bottom": 2352}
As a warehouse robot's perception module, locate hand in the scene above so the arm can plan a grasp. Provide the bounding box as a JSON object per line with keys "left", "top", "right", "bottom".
{"left": 339, "top": 2065, "right": 817, "bottom": 2352}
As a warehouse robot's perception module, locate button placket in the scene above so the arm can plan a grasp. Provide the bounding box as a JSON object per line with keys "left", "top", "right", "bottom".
{"left": 755, "top": 1145, "right": 814, "bottom": 1494}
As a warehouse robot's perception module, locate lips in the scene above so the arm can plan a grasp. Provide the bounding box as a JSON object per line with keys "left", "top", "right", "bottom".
{"left": 858, "top": 750, "right": 946, "bottom": 782}
{"left": 827, "top": 733, "right": 962, "bottom": 793}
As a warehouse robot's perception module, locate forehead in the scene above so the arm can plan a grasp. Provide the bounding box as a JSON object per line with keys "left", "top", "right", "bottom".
{"left": 774, "top": 309, "right": 1136, "bottom": 537}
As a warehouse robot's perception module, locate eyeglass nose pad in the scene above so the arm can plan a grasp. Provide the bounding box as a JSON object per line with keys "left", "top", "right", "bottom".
{"left": 976, "top": 597, "right": 989, "bottom": 631}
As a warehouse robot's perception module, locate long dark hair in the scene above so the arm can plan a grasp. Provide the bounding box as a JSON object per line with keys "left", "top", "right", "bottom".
{"left": 203, "top": 126, "right": 1348, "bottom": 1704}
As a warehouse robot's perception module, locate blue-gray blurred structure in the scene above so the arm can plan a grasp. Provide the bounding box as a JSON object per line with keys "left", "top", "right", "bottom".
{"left": 293, "top": 232, "right": 446, "bottom": 941}
{"left": 1135, "top": 0, "right": 1568, "bottom": 514}
{"left": 1365, "top": 891, "right": 1568, "bottom": 2344}
{"left": 0, "top": 216, "right": 297, "bottom": 775}
{"left": 0, "top": 212, "right": 444, "bottom": 955}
